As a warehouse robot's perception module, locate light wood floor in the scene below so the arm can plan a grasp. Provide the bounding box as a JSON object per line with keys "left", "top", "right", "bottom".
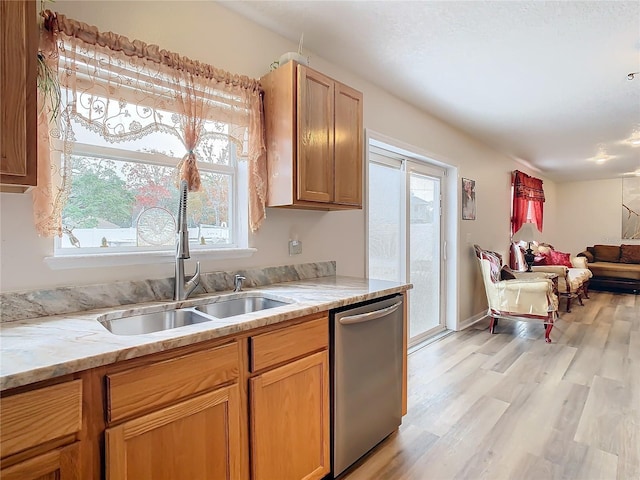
{"left": 343, "top": 291, "right": 639, "bottom": 480}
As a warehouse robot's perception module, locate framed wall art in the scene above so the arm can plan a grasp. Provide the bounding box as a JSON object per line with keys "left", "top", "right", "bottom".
{"left": 622, "top": 176, "right": 640, "bottom": 239}
{"left": 462, "top": 177, "right": 476, "bottom": 220}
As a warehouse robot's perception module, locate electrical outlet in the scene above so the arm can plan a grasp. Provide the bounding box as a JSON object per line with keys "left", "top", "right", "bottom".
{"left": 289, "top": 239, "right": 302, "bottom": 255}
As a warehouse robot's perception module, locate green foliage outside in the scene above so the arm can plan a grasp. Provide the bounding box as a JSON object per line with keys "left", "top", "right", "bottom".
{"left": 62, "top": 155, "right": 230, "bottom": 232}
{"left": 63, "top": 158, "right": 135, "bottom": 228}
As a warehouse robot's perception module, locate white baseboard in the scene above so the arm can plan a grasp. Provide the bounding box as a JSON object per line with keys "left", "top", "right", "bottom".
{"left": 458, "top": 311, "right": 488, "bottom": 330}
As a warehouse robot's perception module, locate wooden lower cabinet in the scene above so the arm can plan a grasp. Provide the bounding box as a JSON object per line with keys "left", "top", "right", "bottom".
{"left": 0, "top": 379, "right": 83, "bottom": 479}
{"left": 105, "top": 383, "right": 242, "bottom": 480}
{"left": 0, "top": 442, "right": 81, "bottom": 480}
{"left": 1, "top": 312, "right": 367, "bottom": 480}
{"left": 250, "top": 350, "right": 330, "bottom": 480}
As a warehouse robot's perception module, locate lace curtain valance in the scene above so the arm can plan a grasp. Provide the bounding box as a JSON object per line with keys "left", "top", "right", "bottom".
{"left": 35, "top": 11, "right": 267, "bottom": 236}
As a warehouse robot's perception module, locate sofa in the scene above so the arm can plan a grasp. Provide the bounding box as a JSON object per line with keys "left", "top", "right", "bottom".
{"left": 577, "top": 244, "right": 640, "bottom": 294}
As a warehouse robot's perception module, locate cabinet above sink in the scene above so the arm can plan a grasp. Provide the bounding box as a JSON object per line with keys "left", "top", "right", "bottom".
{"left": 261, "top": 61, "right": 363, "bottom": 210}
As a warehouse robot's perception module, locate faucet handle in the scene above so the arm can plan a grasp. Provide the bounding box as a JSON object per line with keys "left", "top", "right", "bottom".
{"left": 193, "top": 261, "right": 201, "bottom": 279}
{"left": 234, "top": 274, "right": 246, "bottom": 292}
{"left": 184, "top": 261, "right": 201, "bottom": 298}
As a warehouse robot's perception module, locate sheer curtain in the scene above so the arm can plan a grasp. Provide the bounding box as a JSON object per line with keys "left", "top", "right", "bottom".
{"left": 35, "top": 11, "right": 267, "bottom": 236}
{"left": 511, "top": 170, "right": 545, "bottom": 234}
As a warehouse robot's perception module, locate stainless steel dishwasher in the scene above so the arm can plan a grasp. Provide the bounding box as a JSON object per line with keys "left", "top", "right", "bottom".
{"left": 331, "top": 294, "right": 404, "bottom": 478}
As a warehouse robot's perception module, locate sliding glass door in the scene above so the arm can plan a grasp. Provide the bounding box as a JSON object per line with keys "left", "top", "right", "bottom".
{"left": 368, "top": 157, "right": 404, "bottom": 283}
{"left": 408, "top": 169, "right": 442, "bottom": 340}
{"left": 368, "top": 149, "right": 446, "bottom": 346}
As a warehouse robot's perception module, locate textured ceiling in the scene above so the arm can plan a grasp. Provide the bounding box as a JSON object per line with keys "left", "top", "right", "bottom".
{"left": 222, "top": 0, "right": 640, "bottom": 182}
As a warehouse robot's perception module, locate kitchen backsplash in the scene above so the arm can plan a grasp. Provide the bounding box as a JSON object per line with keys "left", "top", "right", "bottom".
{"left": 0, "top": 261, "right": 336, "bottom": 323}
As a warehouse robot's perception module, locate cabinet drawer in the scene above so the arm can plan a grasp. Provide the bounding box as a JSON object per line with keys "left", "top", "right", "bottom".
{"left": 0, "top": 380, "right": 83, "bottom": 458}
{"left": 106, "top": 342, "right": 239, "bottom": 423}
{"left": 250, "top": 315, "right": 328, "bottom": 372}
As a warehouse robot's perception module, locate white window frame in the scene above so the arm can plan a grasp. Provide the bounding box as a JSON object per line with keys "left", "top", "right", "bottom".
{"left": 46, "top": 141, "right": 255, "bottom": 270}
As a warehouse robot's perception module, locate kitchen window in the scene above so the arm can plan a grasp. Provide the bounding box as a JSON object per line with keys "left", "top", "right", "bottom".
{"left": 37, "top": 12, "right": 266, "bottom": 269}
{"left": 54, "top": 110, "right": 248, "bottom": 256}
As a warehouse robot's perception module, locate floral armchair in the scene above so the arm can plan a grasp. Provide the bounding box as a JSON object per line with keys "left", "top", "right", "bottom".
{"left": 474, "top": 245, "right": 559, "bottom": 342}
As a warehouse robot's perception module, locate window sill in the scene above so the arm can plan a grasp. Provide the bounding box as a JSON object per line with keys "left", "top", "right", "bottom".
{"left": 44, "top": 248, "right": 257, "bottom": 270}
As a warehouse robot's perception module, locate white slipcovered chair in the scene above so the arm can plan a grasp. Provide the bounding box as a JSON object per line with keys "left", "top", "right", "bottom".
{"left": 511, "top": 243, "right": 593, "bottom": 312}
{"left": 475, "top": 245, "right": 559, "bottom": 343}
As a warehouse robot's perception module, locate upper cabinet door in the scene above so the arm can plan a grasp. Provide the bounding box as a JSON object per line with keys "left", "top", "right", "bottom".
{"left": 333, "top": 82, "right": 363, "bottom": 206}
{"left": 296, "top": 66, "right": 334, "bottom": 204}
{"left": 0, "top": 0, "right": 38, "bottom": 193}
{"left": 261, "top": 62, "right": 363, "bottom": 210}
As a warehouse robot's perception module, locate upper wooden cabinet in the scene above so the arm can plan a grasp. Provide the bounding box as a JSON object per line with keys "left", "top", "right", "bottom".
{"left": 261, "top": 61, "right": 363, "bottom": 210}
{"left": 0, "top": 0, "right": 38, "bottom": 193}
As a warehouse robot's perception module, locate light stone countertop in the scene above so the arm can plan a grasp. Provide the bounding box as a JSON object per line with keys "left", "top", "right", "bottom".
{"left": 0, "top": 276, "right": 411, "bottom": 391}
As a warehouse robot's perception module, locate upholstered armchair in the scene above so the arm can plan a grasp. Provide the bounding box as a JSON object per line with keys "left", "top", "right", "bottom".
{"left": 474, "top": 245, "right": 559, "bottom": 343}
{"left": 511, "top": 242, "right": 592, "bottom": 312}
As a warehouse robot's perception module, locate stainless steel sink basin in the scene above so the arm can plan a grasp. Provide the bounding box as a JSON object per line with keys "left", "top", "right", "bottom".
{"left": 99, "top": 308, "right": 213, "bottom": 335}
{"left": 195, "top": 295, "right": 290, "bottom": 319}
{"left": 99, "top": 293, "right": 293, "bottom": 335}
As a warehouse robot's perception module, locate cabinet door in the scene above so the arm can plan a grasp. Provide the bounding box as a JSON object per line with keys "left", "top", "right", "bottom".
{"left": 0, "top": 0, "right": 38, "bottom": 192}
{"left": 0, "top": 442, "right": 81, "bottom": 480}
{"left": 297, "top": 66, "right": 334, "bottom": 203}
{"left": 105, "top": 384, "right": 242, "bottom": 480}
{"left": 250, "top": 350, "right": 330, "bottom": 480}
{"left": 334, "top": 82, "right": 363, "bottom": 207}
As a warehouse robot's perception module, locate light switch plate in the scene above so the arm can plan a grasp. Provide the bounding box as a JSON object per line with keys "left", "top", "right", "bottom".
{"left": 289, "top": 239, "right": 302, "bottom": 255}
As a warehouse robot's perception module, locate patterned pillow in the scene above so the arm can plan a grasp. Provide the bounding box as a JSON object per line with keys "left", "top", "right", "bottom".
{"left": 548, "top": 250, "right": 572, "bottom": 268}
{"left": 481, "top": 251, "right": 502, "bottom": 283}
{"left": 537, "top": 245, "right": 552, "bottom": 255}
{"left": 533, "top": 252, "right": 549, "bottom": 265}
{"left": 620, "top": 244, "right": 640, "bottom": 264}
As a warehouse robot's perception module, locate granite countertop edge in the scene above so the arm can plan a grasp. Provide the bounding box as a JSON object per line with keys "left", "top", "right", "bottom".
{"left": 0, "top": 276, "right": 411, "bottom": 391}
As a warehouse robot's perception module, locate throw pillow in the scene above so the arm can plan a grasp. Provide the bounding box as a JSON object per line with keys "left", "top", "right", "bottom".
{"left": 620, "top": 244, "right": 640, "bottom": 264}
{"left": 500, "top": 265, "right": 517, "bottom": 280}
{"left": 481, "top": 250, "right": 502, "bottom": 283}
{"left": 572, "top": 256, "right": 588, "bottom": 269}
{"left": 537, "top": 245, "right": 552, "bottom": 255}
{"left": 509, "top": 243, "right": 527, "bottom": 271}
{"left": 548, "top": 250, "right": 572, "bottom": 268}
{"left": 593, "top": 244, "right": 621, "bottom": 263}
{"left": 533, "top": 253, "right": 548, "bottom": 265}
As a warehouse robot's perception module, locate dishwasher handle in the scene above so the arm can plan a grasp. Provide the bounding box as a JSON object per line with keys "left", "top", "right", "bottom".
{"left": 338, "top": 301, "right": 402, "bottom": 325}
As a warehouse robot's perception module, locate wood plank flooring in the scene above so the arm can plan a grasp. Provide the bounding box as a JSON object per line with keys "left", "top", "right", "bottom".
{"left": 342, "top": 291, "right": 639, "bottom": 480}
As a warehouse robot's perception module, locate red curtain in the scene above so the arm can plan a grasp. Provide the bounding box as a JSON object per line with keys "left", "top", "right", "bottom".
{"left": 511, "top": 170, "right": 545, "bottom": 234}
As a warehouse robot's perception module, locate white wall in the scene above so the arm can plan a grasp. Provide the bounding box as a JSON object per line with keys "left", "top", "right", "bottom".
{"left": 0, "top": 1, "right": 558, "bottom": 329}
{"left": 554, "top": 178, "right": 639, "bottom": 255}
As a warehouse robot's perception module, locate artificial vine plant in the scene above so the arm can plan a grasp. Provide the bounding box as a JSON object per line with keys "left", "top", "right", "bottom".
{"left": 37, "top": 0, "right": 60, "bottom": 121}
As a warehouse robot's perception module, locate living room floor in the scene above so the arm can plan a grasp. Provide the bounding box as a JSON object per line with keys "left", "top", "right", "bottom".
{"left": 342, "top": 291, "right": 639, "bottom": 480}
